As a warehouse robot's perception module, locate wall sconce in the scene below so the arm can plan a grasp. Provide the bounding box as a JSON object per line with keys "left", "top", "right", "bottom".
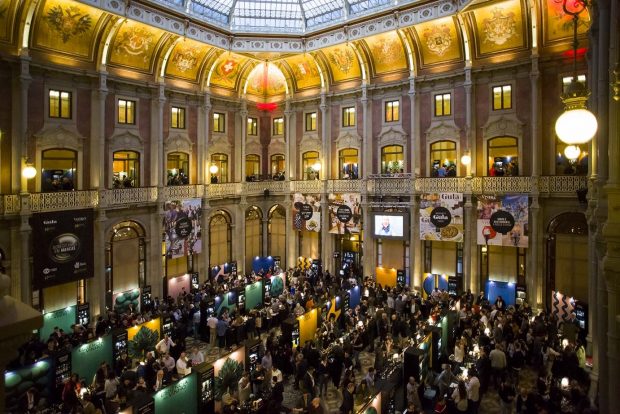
{"left": 22, "top": 158, "right": 36, "bottom": 179}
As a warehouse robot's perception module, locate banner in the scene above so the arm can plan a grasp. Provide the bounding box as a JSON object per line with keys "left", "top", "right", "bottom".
{"left": 420, "top": 193, "right": 463, "bottom": 242}
{"left": 328, "top": 193, "right": 362, "bottom": 234}
{"left": 477, "top": 195, "right": 528, "bottom": 247}
{"left": 31, "top": 209, "right": 94, "bottom": 289}
{"left": 163, "top": 199, "right": 202, "bottom": 259}
{"left": 292, "top": 193, "right": 321, "bottom": 232}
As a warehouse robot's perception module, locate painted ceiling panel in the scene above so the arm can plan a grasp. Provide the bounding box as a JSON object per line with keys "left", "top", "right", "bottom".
{"left": 542, "top": 0, "right": 590, "bottom": 46}
{"left": 363, "top": 31, "right": 408, "bottom": 75}
{"left": 469, "top": 0, "right": 526, "bottom": 57}
{"left": 209, "top": 52, "right": 254, "bottom": 90}
{"left": 165, "top": 38, "right": 213, "bottom": 82}
{"left": 245, "top": 62, "right": 287, "bottom": 97}
{"left": 280, "top": 54, "right": 322, "bottom": 91}
{"left": 0, "top": 0, "right": 18, "bottom": 43}
{"left": 109, "top": 20, "right": 168, "bottom": 71}
{"left": 33, "top": 0, "right": 107, "bottom": 59}
{"left": 412, "top": 16, "right": 463, "bottom": 66}
{"left": 317, "top": 44, "right": 362, "bottom": 83}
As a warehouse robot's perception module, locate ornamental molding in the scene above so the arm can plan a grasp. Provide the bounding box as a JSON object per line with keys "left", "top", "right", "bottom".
{"left": 425, "top": 120, "right": 461, "bottom": 143}
{"left": 245, "top": 136, "right": 263, "bottom": 156}
{"left": 268, "top": 137, "right": 286, "bottom": 156}
{"left": 481, "top": 115, "right": 524, "bottom": 139}
{"left": 335, "top": 130, "right": 362, "bottom": 151}
{"left": 164, "top": 132, "right": 193, "bottom": 154}
{"left": 377, "top": 125, "right": 407, "bottom": 147}
{"left": 33, "top": 124, "right": 85, "bottom": 151}
{"left": 209, "top": 133, "right": 232, "bottom": 154}
{"left": 299, "top": 133, "right": 321, "bottom": 154}
{"left": 108, "top": 129, "right": 144, "bottom": 151}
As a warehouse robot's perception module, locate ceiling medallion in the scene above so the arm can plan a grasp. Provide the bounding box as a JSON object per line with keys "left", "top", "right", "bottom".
{"left": 328, "top": 48, "right": 355, "bottom": 74}
{"left": 483, "top": 7, "right": 517, "bottom": 46}
{"left": 45, "top": 5, "right": 92, "bottom": 43}
{"left": 424, "top": 24, "right": 452, "bottom": 56}
{"left": 172, "top": 47, "right": 199, "bottom": 72}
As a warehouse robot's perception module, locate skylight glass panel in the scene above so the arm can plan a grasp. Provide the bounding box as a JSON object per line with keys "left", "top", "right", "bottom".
{"left": 191, "top": 0, "right": 234, "bottom": 25}
{"left": 306, "top": 9, "right": 343, "bottom": 28}
{"left": 233, "top": 0, "right": 303, "bottom": 30}
{"left": 158, "top": 0, "right": 184, "bottom": 7}
{"left": 349, "top": 0, "right": 391, "bottom": 15}
{"left": 302, "top": 0, "right": 341, "bottom": 18}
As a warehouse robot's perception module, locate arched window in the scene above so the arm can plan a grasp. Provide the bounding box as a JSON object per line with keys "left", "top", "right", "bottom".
{"left": 556, "top": 140, "right": 588, "bottom": 176}
{"left": 246, "top": 154, "right": 261, "bottom": 181}
{"left": 167, "top": 152, "right": 190, "bottom": 185}
{"left": 339, "top": 148, "right": 359, "bottom": 179}
{"left": 381, "top": 145, "right": 403, "bottom": 174}
{"left": 209, "top": 211, "right": 232, "bottom": 267}
{"left": 269, "top": 205, "right": 286, "bottom": 263}
{"left": 487, "top": 137, "right": 519, "bottom": 176}
{"left": 245, "top": 206, "right": 263, "bottom": 271}
{"left": 302, "top": 151, "right": 320, "bottom": 180}
{"left": 430, "top": 140, "right": 456, "bottom": 177}
{"left": 210, "top": 153, "right": 228, "bottom": 183}
{"left": 112, "top": 151, "right": 140, "bottom": 188}
{"left": 41, "top": 149, "right": 77, "bottom": 192}
{"left": 270, "top": 154, "right": 285, "bottom": 179}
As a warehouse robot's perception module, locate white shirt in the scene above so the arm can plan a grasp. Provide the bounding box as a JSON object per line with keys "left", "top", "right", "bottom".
{"left": 156, "top": 337, "right": 175, "bottom": 354}
{"left": 190, "top": 351, "right": 204, "bottom": 365}
{"left": 207, "top": 316, "right": 218, "bottom": 329}
{"left": 467, "top": 376, "right": 480, "bottom": 402}
{"left": 176, "top": 357, "right": 191, "bottom": 376}
{"left": 193, "top": 310, "right": 201, "bottom": 324}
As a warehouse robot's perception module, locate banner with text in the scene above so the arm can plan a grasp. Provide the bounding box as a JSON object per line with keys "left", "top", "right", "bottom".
{"left": 292, "top": 193, "right": 321, "bottom": 232}
{"left": 328, "top": 193, "right": 361, "bottom": 234}
{"left": 163, "top": 199, "right": 202, "bottom": 259}
{"left": 31, "top": 209, "right": 94, "bottom": 289}
{"left": 420, "top": 193, "right": 464, "bottom": 242}
{"left": 477, "top": 195, "right": 528, "bottom": 247}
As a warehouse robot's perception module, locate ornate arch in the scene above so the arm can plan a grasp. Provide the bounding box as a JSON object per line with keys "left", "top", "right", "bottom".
{"left": 164, "top": 132, "right": 193, "bottom": 154}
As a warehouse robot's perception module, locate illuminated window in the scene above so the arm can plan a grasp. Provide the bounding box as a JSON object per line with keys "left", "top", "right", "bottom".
{"left": 112, "top": 151, "right": 140, "bottom": 188}
{"left": 381, "top": 145, "right": 404, "bottom": 174}
{"left": 305, "top": 112, "right": 317, "bottom": 132}
{"left": 246, "top": 154, "right": 261, "bottom": 180}
{"left": 302, "top": 151, "right": 320, "bottom": 180}
{"left": 248, "top": 117, "right": 258, "bottom": 135}
{"left": 385, "top": 100, "right": 400, "bottom": 122}
{"left": 434, "top": 93, "right": 451, "bottom": 116}
{"left": 213, "top": 112, "right": 225, "bottom": 133}
{"left": 210, "top": 153, "right": 228, "bottom": 183}
{"left": 118, "top": 99, "right": 136, "bottom": 124}
{"left": 492, "top": 85, "right": 512, "bottom": 110}
{"left": 430, "top": 140, "right": 457, "bottom": 177}
{"left": 273, "top": 117, "right": 284, "bottom": 135}
{"left": 270, "top": 154, "right": 285, "bottom": 175}
{"left": 41, "top": 149, "right": 77, "bottom": 192}
{"left": 49, "top": 90, "right": 72, "bottom": 119}
{"left": 342, "top": 106, "right": 356, "bottom": 127}
{"left": 170, "top": 106, "right": 185, "bottom": 129}
{"left": 487, "top": 137, "right": 518, "bottom": 176}
{"left": 339, "top": 148, "right": 359, "bottom": 179}
{"left": 167, "top": 152, "right": 190, "bottom": 185}
{"left": 562, "top": 74, "right": 587, "bottom": 94}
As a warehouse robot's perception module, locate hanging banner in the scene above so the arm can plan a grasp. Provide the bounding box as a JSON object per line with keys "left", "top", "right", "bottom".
{"left": 328, "top": 193, "right": 362, "bottom": 234}
{"left": 420, "top": 193, "right": 463, "bottom": 242}
{"left": 292, "top": 193, "right": 321, "bottom": 232}
{"left": 477, "top": 195, "right": 528, "bottom": 247}
{"left": 163, "top": 199, "right": 203, "bottom": 259}
{"left": 31, "top": 209, "right": 94, "bottom": 289}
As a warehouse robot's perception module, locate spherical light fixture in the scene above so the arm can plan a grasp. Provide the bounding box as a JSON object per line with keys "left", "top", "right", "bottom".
{"left": 312, "top": 162, "right": 321, "bottom": 172}
{"left": 209, "top": 164, "right": 219, "bottom": 174}
{"left": 555, "top": 108, "right": 598, "bottom": 145}
{"left": 460, "top": 153, "right": 471, "bottom": 166}
{"left": 22, "top": 159, "right": 36, "bottom": 179}
{"left": 564, "top": 145, "right": 581, "bottom": 161}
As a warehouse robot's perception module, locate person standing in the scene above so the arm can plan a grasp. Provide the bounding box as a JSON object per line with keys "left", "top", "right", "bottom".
{"left": 155, "top": 333, "right": 175, "bottom": 356}
{"left": 498, "top": 379, "right": 516, "bottom": 414}
{"left": 216, "top": 317, "right": 229, "bottom": 351}
{"left": 406, "top": 376, "right": 422, "bottom": 410}
{"left": 207, "top": 313, "right": 218, "bottom": 348}
{"left": 489, "top": 344, "right": 507, "bottom": 388}
{"left": 466, "top": 368, "right": 481, "bottom": 414}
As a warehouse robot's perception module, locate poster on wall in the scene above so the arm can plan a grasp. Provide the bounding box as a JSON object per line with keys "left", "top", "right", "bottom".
{"left": 292, "top": 193, "right": 321, "bottom": 232}
{"left": 420, "top": 193, "right": 464, "bottom": 242}
{"left": 163, "top": 199, "right": 202, "bottom": 259}
{"left": 328, "top": 193, "right": 362, "bottom": 234}
{"left": 477, "top": 195, "right": 528, "bottom": 247}
{"left": 31, "top": 209, "right": 94, "bottom": 289}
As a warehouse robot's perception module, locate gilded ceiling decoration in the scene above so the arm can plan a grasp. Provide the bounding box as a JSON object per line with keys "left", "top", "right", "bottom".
{"left": 210, "top": 53, "right": 253, "bottom": 90}
{"left": 412, "top": 16, "right": 462, "bottom": 66}
{"left": 245, "top": 62, "right": 287, "bottom": 97}
{"left": 543, "top": 0, "right": 590, "bottom": 46}
{"left": 318, "top": 44, "right": 361, "bottom": 83}
{"left": 279, "top": 54, "right": 321, "bottom": 90}
{"left": 363, "top": 31, "right": 408, "bottom": 75}
{"left": 0, "top": 0, "right": 17, "bottom": 43}
{"left": 109, "top": 21, "right": 167, "bottom": 71}
{"left": 469, "top": 0, "right": 526, "bottom": 57}
{"left": 165, "top": 39, "right": 213, "bottom": 82}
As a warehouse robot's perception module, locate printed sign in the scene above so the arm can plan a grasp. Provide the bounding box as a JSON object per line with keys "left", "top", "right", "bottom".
{"left": 163, "top": 199, "right": 202, "bottom": 259}
{"left": 328, "top": 193, "right": 361, "bottom": 234}
{"left": 420, "top": 193, "right": 463, "bottom": 242}
{"left": 336, "top": 205, "right": 353, "bottom": 222}
{"left": 31, "top": 209, "right": 94, "bottom": 289}
{"left": 292, "top": 193, "right": 321, "bottom": 232}
{"left": 477, "top": 195, "right": 528, "bottom": 247}
{"left": 299, "top": 204, "right": 314, "bottom": 220}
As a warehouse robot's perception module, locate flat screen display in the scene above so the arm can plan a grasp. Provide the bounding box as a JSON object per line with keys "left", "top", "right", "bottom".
{"left": 372, "top": 213, "right": 408, "bottom": 239}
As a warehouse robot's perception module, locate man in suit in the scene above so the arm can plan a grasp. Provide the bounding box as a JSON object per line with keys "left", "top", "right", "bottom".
{"left": 302, "top": 365, "right": 317, "bottom": 407}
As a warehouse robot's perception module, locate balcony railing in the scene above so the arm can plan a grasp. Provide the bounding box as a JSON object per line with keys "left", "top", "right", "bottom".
{"left": 0, "top": 176, "right": 591, "bottom": 214}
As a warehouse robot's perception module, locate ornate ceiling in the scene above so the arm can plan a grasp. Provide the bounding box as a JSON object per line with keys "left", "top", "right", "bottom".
{"left": 0, "top": 0, "right": 590, "bottom": 102}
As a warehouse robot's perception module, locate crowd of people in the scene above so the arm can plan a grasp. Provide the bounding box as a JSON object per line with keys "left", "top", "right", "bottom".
{"left": 8, "top": 263, "right": 594, "bottom": 414}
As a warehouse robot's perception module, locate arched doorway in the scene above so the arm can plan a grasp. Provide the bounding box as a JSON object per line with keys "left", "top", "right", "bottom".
{"left": 546, "top": 212, "right": 588, "bottom": 303}
{"left": 268, "top": 205, "right": 286, "bottom": 266}
{"left": 209, "top": 210, "right": 232, "bottom": 269}
{"left": 106, "top": 221, "right": 146, "bottom": 309}
{"left": 245, "top": 206, "right": 263, "bottom": 271}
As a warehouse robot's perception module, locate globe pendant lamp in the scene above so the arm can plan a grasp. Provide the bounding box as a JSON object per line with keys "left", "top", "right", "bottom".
{"left": 554, "top": 0, "right": 597, "bottom": 145}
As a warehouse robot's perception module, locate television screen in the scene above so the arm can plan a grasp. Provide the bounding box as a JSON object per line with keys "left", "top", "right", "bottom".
{"left": 373, "top": 213, "right": 407, "bottom": 239}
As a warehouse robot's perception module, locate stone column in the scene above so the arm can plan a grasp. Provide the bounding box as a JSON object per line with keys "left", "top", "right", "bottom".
{"left": 464, "top": 68, "right": 474, "bottom": 176}
{"left": 12, "top": 54, "right": 30, "bottom": 193}
{"left": 463, "top": 181, "right": 473, "bottom": 293}
{"left": 527, "top": 197, "right": 541, "bottom": 308}
{"left": 197, "top": 93, "right": 211, "bottom": 185}
{"left": 284, "top": 200, "right": 297, "bottom": 268}
{"left": 320, "top": 93, "right": 330, "bottom": 178}
{"left": 361, "top": 86, "right": 371, "bottom": 178}
{"left": 236, "top": 199, "right": 247, "bottom": 273}
{"left": 408, "top": 77, "right": 419, "bottom": 176}
{"left": 239, "top": 100, "right": 248, "bottom": 182}
{"left": 262, "top": 216, "right": 269, "bottom": 257}
{"left": 530, "top": 55, "right": 541, "bottom": 177}
{"left": 200, "top": 201, "right": 211, "bottom": 279}
{"left": 410, "top": 196, "right": 421, "bottom": 289}
{"left": 466, "top": 192, "right": 479, "bottom": 294}
{"left": 19, "top": 194, "right": 31, "bottom": 305}
{"left": 284, "top": 99, "right": 293, "bottom": 181}
{"left": 362, "top": 200, "right": 375, "bottom": 278}
{"left": 151, "top": 83, "right": 166, "bottom": 187}
{"left": 90, "top": 73, "right": 107, "bottom": 189}
{"left": 91, "top": 209, "right": 107, "bottom": 316}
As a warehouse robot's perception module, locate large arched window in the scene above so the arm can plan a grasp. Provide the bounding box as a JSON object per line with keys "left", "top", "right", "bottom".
{"left": 167, "top": 152, "right": 190, "bottom": 185}
{"left": 430, "top": 140, "right": 456, "bottom": 177}
{"left": 339, "top": 148, "right": 359, "bottom": 179}
{"left": 41, "top": 149, "right": 77, "bottom": 192}
{"left": 270, "top": 154, "right": 285, "bottom": 179}
{"left": 105, "top": 221, "right": 146, "bottom": 309}
{"left": 269, "top": 205, "right": 286, "bottom": 264}
{"left": 302, "top": 151, "right": 320, "bottom": 180}
{"left": 210, "top": 153, "right": 228, "bottom": 183}
{"left": 209, "top": 211, "right": 232, "bottom": 268}
{"left": 487, "top": 137, "right": 519, "bottom": 176}
{"left": 246, "top": 154, "right": 261, "bottom": 181}
{"left": 381, "top": 145, "right": 403, "bottom": 174}
{"left": 245, "top": 206, "right": 263, "bottom": 271}
{"left": 112, "top": 151, "right": 140, "bottom": 188}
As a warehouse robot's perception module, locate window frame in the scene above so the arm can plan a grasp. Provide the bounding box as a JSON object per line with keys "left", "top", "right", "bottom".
{"left": 245, "top": 154, "right": 261, "bottom": 180}
{"left": 384, "top": 99, "right": 401, "bottom": 123}
{"left": 338, "top": 148, "right": 359, "bottom": 179}
{"left": 433, "top": 92, "right": 452, "bottom": 117}
{"left": 112, "top": 150, "right": 141, "bottom": 188}
{"left": 342, "top": 106, "right": 356, "bottom": 128}
{"left": 486, "top": 136, "right": 519, "bottom": 177}
{"left": 270, "top": 153, "right": 285, "bottom": 175}
{"left": 302, "top": 151, "right": 320, "bottom": 180}
{"left": 247, "top": 117, "right": 258, "bottom": 136}
{"left": 380, "top": 145, "right": 404, "bottom": 174}
{"left": 273, "top": 117, "right": 284, "bottom": 136}
{"left": 213, "top": 112, "right": 226, "bottom": 133}
{"left": 117, "top": 98, "right": 137, "bottom": 125}
{"left": 429, "top": 140, "right": 458, "bottom": 177}
{"left": 491, "top": 84, "right": 513, "bottom": 111}
{"left": 48, "top": 89, "right": 73, "bottom": 120}
{"left": 305, "top": 112, "right": 317, "bottom": 132}
{"left": 170, "top": 106, "right": 186, "bottom": 129}
{"left": 210, "top": 153, "right": 229, "bottom": 183}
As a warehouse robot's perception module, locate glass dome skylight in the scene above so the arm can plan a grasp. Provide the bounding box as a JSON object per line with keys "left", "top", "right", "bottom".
{"left": 153, "top": 0, "right": 399, "bottom": 34}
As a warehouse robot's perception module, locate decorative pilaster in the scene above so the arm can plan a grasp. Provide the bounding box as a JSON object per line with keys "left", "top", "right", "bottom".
{"left": 200, "top": 201, "right": 211, "bottom": 279}
{"left": 236, "top": 199, "right": 247, "bottom": 273}
{"left": 527, "top": 196, "right": 541, "bottom": 308}
{"left": 410, "top": 196, "right": 421, "bottom": 289}
{"left": 91, "top": 209, "right": 107, "bottom": 317}
{"left": 197, "top": 92, "right": 211, "bottom": 185}
{"left": 408, "top": 78, "right": 419, "bottom": 176}
{"left": 320, "top": 93, "right": 330, "bottom": 178}
{"left": 463, "top": 180, "right": 473, "bottom": 293}
{"left": 463, "top": 68, "right": 474, "bottom": 176}
{"left": 284, "top": 200, "right": 297, "bottom": 268}
{"left": 13, "top": 54, "right": 31, "bottom": 193}
{"left": 531, "top": 55, "right": 541, "bottom": 177}
{"left": 361, "top": 86, "right": 370, "bottom": 178}
{"left": 151, "top": 83, "right": 166, "bottom": 187}
{"left": 90, "top": 73, "right": 107, "bottom": 189}
{"left": 361, "top": 200, "right": 374, "bottom": 278}
{"left": 239, "top": 100, "right": 248, "bottom": 182}
{"left": 19, "top": 193, "right": 31, "bottom": 305}
{"left": 284, "top": 99, "right": 293, "bottom": 181}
